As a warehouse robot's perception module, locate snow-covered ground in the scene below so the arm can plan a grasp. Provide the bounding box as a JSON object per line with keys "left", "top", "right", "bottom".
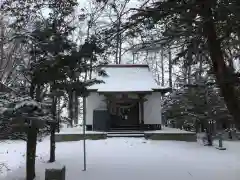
{"left": 1, "top": 138, "right": 240, "bottom": 180}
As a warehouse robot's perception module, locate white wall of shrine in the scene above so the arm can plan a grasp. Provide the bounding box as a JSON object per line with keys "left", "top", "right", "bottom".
{"left": 86, "top": 91, "right": 162, "bottom": 126}
{"left": 143, "top": 92, "right": 162, "bottom": 124}
{"left": 86, "top": 92, "right": 107, "bottom": 126}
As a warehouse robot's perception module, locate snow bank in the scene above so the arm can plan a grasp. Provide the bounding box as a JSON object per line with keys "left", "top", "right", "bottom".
{"left": 56, "top": 127, "right": 106, "bottom": 134}
{"left": 145, "top": 127, "right": 195, "bottom": 134}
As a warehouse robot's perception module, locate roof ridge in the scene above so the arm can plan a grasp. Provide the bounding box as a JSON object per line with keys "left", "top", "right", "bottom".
{"left": 99, "top": 64, "right": 149, "bottom": 68}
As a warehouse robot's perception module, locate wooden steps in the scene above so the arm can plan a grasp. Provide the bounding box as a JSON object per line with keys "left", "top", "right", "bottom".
{"left": 107, "top": 128, "right": 144, "bottom": 138}
{"left": 107, "top": 132, "right": 144, "bottom": 138}
{"left": 107, "top": 134, "right": 144, "bottom": 138}
{"left": 110, "top": 125, "right": 142, "bottom": 132}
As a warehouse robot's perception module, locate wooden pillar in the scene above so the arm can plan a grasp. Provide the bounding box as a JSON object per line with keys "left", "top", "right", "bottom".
{"left": 139, "top": 94, "right": 144, "bottom": 125}
{"left": 160, "top": 92, "right": 163, "bottom": 126}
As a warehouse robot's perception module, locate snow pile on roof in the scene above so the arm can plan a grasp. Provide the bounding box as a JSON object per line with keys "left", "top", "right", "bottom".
{"left": 88, "top": 64, "right": 167, "bottom": 92}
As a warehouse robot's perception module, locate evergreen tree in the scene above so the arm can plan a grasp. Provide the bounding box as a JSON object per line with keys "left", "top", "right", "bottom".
{"left": 0, "top": 91, "right": 52, "bottom": 180}
{"left": 163, "top": 78, "right": 233, "bottom": 144}
{"left": 2, "top": 0, "right": 107, "bottom": 179}
{"left": 126, "top": 0, "right": 240, "bottom": 126}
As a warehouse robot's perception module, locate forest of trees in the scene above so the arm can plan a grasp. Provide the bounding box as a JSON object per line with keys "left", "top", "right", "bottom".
{"left": 125, "top": 0, "right": 240, "bottom": 133}
{"left": 1, "top": 0, "right": 240, "bottom": 179}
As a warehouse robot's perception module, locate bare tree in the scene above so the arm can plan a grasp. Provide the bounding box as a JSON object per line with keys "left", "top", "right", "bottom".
{"left": 168, "top": 47, "right": 172, "bottom": 87}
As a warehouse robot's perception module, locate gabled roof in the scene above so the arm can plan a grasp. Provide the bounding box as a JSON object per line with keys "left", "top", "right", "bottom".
{"left": 88, "top": 64, "right": 170, "bottom": 93}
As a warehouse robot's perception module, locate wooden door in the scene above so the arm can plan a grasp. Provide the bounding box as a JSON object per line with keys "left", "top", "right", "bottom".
{"left": 127, "top": 102, "right": 139, "bottom": 125}
{"left": 111, "top": 102, "right": 139, "bottom": 127}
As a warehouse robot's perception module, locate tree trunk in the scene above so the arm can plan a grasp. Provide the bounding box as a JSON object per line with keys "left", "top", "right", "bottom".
{"left": 115, "top": 22, "right": 120, "bottom": 64}
{"left": 29, "top": 83, "right": 35, "bottom": 99}
{"left": 200, "top": 1, "right": 240, "bottom": 127}
{"left": 27, "top": 82, "right": 37, "bottom": 180}
{"left": 118, "top": 19, "right": 122, "bottom": 64}
{"left": 228, "top": 58, "right": 234, "bottom": 72}
{"left": 74, "top": 91, "right": 79, "bottom": 125}
{"left": 0, "top": 15, "right": 4, "bottom": 73}
{"left": 168, "top": 47, "right": 172, "bottom": 87}
{"left": 26, "top": 124, "right": 38, "bottom": 180}
{"left": 161, "top": 49, "right": 164, "bottom": 86}
{"left": 187, "top": 65, "right": 192, "bottom": 84}
{"left": 198, "top": 54, "right": 203, "bottom": 80}
{"left": 57, "top": 97, "right": 61, "bottom": 132}
{"left": 183, "top": 65, "right": 188, "bottom": 85}
{"left": 68, "top": 90, "right": 73, "bottom": 127}
{"left": 187, "top": 47, "right": 192, "bottom": 84}
{"left": 83, "top": 96, "right": 86, "bottom": 129}
{"left": 35, "top": 85, "right": 41, "bottom": 102}
{"left": 49, "top": 94, "right": 57, "bottom": 162}
{"left": 206, "top": 128, "right": 213, "bottom": 146}
{"left": 49, "top": 82, "right": 57, "bottom": 162}
{"left": 49, "top": 123, "right": 56, "bottom": 162}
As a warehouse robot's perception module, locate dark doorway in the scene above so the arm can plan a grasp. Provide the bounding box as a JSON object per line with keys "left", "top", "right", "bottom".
{"left": 110, "top": 102, "right": 139, "bottom": 128}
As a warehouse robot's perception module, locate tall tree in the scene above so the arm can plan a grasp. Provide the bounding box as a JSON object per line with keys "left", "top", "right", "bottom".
{"left": 3, "top": 0, "right": 106, "bottom": 179}
{"left": 126, "top": 0, "right": 240, "bottom": 126}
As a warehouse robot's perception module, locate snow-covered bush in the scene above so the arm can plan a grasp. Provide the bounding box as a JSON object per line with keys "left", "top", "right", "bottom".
{"left": 162, "top": 84, "right": 233, "bottom": 132}
{"left": 0, "top": 92, "right": 53, "bottom": 140}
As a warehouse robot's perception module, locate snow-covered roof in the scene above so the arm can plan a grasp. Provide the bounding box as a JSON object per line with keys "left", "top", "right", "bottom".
{"left": 88, "top": 64, "right": 169, "bottom": 92}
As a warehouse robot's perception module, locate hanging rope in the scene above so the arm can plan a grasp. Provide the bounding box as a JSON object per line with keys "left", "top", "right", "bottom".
{"left": 115, "top": 102, "right": 137, "bottom": 109}
{"left": 109, "top": 101, "right": 137, "bottom": 115}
